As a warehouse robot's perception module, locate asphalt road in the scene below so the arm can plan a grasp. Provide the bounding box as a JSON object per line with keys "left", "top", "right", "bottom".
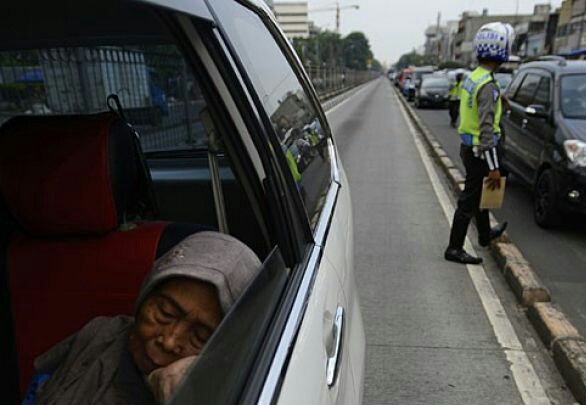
{"left": 325, "top": 78, "right": 574, "bottom": 404}
{"left": 409, "top": 97, "right": 586, "bottom": 343}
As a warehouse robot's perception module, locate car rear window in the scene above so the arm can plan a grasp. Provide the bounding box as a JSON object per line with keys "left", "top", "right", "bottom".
{"left": 561, "top": 74, "right": 586, "bottom": 119}
{"left": 422, "top": 78, "right": 449, "bottom": 88}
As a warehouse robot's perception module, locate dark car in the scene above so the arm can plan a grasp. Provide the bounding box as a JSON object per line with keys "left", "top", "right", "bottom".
{"left": 500, "top": 59, "right": 586, "bottom": 227}
{"left": 414, "top": 76, "right": 450, "bottom": 109}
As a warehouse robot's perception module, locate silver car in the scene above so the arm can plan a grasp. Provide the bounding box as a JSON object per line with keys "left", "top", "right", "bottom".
{"left": 0, "top": 0, "right": 365, "bottom": 404}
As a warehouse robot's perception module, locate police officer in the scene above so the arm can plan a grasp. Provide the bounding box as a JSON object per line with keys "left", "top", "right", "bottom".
{"left": 444, "top": 23, "right": 514, "bottom": 265}
{"left": 448, "top": 73, "right": 464, "bottom": 128}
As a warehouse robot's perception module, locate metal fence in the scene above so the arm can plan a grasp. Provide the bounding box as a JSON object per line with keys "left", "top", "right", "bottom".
{"left": 304, "top": 64, "right": 378, "bottom": 98}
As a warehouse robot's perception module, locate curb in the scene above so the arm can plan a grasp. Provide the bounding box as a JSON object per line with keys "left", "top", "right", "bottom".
{"left": 393, "top": 85, "right": 586, "bottom": 404}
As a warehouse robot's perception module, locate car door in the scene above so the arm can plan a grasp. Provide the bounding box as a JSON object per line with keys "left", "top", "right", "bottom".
{"left": 524, "top": 74, "right": 555, "bottom": 178}
{"left": 147, "top": 2, "right": 353, "bottom": 403}
{"left": 505, "top": 72, "right": 541, "bottom": 182}
{"left": 501, "top": 72, "right": 526, "bottom": 174}
{"left": 205, "top": 1, "right": 359, "bottom": 404}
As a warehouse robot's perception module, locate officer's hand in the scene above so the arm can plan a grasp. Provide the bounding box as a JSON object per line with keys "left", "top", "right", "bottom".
{"left": 486, "top": 170, "right": 502, "bottom": 191}
{"left": 501, "top": 94, "right": 511, "bottom": 109}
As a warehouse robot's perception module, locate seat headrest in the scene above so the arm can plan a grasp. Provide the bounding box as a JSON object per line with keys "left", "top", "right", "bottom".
{"left": 0, "top": 112, "right": 153, "bottom": 236}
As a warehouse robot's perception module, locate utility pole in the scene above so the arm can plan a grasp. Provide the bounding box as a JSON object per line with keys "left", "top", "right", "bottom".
{"left": 436, "top": 12, "right": 442, "bottom": 65}
{"left": 309, "top": 3, "right": 359, "bottom": 34}
{"left": 336, "top": 1, "right": 340, "bottom": 34}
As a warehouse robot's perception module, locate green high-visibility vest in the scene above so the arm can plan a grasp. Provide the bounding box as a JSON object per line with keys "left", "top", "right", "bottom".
{"left": 285, "top": 149, "right": 301, "bottom": 183}
{"left": 449, "top": 81, "right": 463, "bottom": 100}
{"left": 458, "top": 67, "right": 502, "bottom": 144}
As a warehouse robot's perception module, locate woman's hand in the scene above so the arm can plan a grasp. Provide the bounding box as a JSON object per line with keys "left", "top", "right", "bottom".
{"left": 148, "top": 355, "right": 198, "bottom": 404}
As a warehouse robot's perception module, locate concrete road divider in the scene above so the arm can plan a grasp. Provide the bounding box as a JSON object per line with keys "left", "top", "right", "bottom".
{"left": 393, "top": 85, "right": 586, "bottom": 405}
{"left": 554, "top": 339, "right": 586, "bottom": 404}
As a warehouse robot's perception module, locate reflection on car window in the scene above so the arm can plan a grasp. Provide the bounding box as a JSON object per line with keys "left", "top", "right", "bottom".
{"left": 0, "top": 45, "right": 207, "bottom": 152}
{"left": 495, "top": 73, "right": 512, "bottom": 90}
{"left": 561, "top": 75, "right": 586, "bottom": 119}
{"left": 533, "top": 77, "right": 551, "bottom": 109}
{"left": 507, "top": 73, "right": 524, "bottom": 99}
{"left": 214, "top": 1, "right": 332, "bottom": 229}
{"left": 513, "top": 74, "right": 540, "bottom": 107}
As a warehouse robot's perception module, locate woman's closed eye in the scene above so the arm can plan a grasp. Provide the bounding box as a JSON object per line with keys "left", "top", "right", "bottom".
{"left": 155, "top": 301, "right": 177, "bottom": 324}
{"left": 189, "top": 325, "right": 212, "bottom": 349}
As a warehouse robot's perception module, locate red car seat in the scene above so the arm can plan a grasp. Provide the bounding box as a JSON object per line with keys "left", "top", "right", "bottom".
{"left": 0, "top": 112, "right": 207, "bottom": 397}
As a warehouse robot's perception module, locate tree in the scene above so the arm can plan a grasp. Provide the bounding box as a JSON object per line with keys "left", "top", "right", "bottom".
{"left": 343, "top": 32, "right": 373, "bottom": 70}
{"left": 293, "top": 30, "right": 376, "bottom": 70}
{"left": 293, "top": 31, "right": 343, "bottom": 67}
{"left": 395, "top": 51, "right": 435, "bottom": 69}
{"left": 438, "top": 60, "right": 465, "bottom": 70}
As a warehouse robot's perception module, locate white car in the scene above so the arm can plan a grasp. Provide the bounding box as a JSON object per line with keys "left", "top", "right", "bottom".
{"left": 0, "top": 0, "right": 365, "bottom": 404}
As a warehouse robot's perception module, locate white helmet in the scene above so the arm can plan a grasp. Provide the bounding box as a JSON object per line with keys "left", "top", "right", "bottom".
{"left": 474, "top": 22, "right": 516, "bottom": 63}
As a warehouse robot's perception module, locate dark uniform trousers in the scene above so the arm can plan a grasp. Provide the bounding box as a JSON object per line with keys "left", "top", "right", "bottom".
{"left": 448, "top": 144, "right": 497, "bottom": 249}
{"left": 448, "top": 100, "right": 459, "bottom": 125}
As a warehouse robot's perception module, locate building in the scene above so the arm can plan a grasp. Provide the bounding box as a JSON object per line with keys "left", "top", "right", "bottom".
{"left": 516, "top": 5, "right": 552, "bottom": 57}
{"left": 422, "top": 21, "right": 459, "bottom": 64}
{"left": 453, "top": 10, "right": 534, "bottom": 66}
{"left": 554, "top": 0, "right": 586, "bottom": 54}
{"left": 272, "top": 2, "right": 310, "bottom": 40}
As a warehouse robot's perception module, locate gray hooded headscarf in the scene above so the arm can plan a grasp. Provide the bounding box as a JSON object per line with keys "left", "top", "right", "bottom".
{"left": 33, "top": 231, "right": 261, "bottom": 405}
{"left": 136, "top": 231, "right": 262, "bottom": 315}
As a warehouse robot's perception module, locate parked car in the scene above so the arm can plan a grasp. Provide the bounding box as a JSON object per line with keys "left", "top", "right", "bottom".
{"left": 0, "top": 1, "right": 365, "bottom": 404}
{"left": 414, "top": 76, "right": 450, "bottom": 109}
{"left": 500, "top": 59, "right": 586, "bottom": 227}
{"left": 409, "top": 66, "right": 436, "bottom": 100}
{"left": 397, "top": 67, "right": 413, "bottom": 90}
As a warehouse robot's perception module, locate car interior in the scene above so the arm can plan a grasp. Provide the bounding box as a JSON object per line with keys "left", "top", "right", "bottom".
{"left": 0, "top": 1, "right": 277, "bottom": 402}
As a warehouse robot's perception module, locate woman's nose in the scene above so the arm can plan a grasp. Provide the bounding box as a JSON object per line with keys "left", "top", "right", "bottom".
{"left": 158, "top": 324, "right": 185, "bottom": 356}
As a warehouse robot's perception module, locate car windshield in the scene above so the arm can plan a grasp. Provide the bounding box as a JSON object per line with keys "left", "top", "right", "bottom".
{"left": 422, "top": 78, "right": 449, "bottom": 89}
{"left": 561, "top": 75, "right": 586, "bottom": 119}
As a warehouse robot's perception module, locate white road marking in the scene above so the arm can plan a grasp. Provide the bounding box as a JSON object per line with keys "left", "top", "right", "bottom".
{"left": 326, "top": 80, "right": 378, "bottom": 115}
{"left": 394, "top": 90, "right": 551, "bottom": 405}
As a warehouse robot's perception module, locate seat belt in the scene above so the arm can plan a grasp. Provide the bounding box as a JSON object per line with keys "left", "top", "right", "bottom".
{"left": 200, "top": 108, "right": 229, "bottom": 234}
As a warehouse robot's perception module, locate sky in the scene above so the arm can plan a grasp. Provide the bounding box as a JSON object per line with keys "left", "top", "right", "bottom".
{"left": 283, "top": 0, "right": 564, "bottom": 66}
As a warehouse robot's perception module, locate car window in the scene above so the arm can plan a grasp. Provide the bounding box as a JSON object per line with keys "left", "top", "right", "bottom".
{"left": 513, "top": 73, "right": 541, "bottom": 107}
{"left": 506, "top": 72, "right": 525, "bottom": 99}
{"left": 533, "top": 77, "right": 551, "bottom": 109}
{"left": 171, "top": 246, "right": 289, "bottom": 405}
{"left": 422, "top": 78, "right": 449, "bottom": 89}
{"left": 495, "top": 73, "right": 512, "bottom": 90}
{"left": 561, "top": 74, "right": 586, "bottom": 119}
{"left": 212, "top": 1, "right": 332, "bottom": 230}
{"left": 0, "top": 45, "right": 207, "bottom": 153}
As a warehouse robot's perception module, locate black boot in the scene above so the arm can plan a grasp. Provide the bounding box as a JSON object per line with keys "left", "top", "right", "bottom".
{"left": 478, "top": 221, "right": 508, "bottom": 247}
{"left": 444, "top": 248, "right": 483, "bottom": 265}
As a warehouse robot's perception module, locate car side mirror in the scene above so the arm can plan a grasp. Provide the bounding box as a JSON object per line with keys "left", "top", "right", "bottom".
{"left": 525, "top": 104, "right": 549, "bottom": 119}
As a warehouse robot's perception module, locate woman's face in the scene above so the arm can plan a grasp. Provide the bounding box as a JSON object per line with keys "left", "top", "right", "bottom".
{"left": 129, "top": 278, "right": 222, "bottom": 375}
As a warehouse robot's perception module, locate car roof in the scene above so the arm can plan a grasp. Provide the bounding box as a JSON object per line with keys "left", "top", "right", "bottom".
{"left": 520, "top": 60, "right": 586, "bottom": 75}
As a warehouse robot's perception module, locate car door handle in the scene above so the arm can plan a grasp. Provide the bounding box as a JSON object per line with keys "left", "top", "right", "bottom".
{"left": 326, "top": 306, "right": 344, "bottom": 388}
{"left": 522, "top": 118, "right": 528, "bottom": 129}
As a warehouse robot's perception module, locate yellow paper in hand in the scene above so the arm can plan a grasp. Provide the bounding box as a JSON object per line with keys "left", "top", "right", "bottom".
{"left": 479, "top": 177, "right": 506, "bottom": 209}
